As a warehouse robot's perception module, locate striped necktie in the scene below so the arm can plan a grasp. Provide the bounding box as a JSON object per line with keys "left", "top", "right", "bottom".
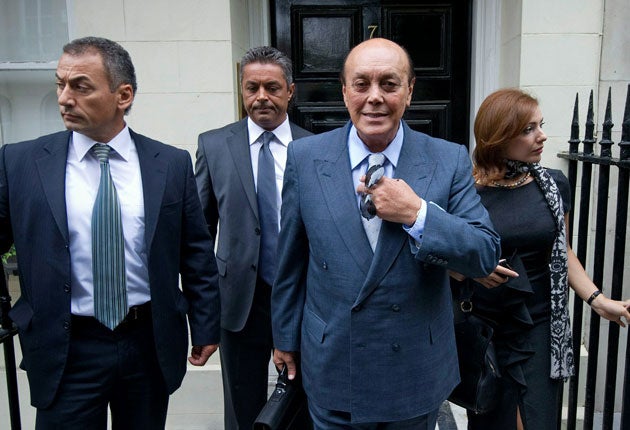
{"left": 256, "top": 131, "right": 279, "bottom": 285}
{"left": 91, "top": 143, "right": 128, "bottom": 330}
{"left": 362, "top": 153, "right": 385, "bottom": 252}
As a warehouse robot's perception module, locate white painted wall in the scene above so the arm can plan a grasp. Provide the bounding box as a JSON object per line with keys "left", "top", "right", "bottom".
{"left": 591, "top": 0, "right": 630, "bottom": 411}
{"left": 67, "top": 0, "right": 239, "bottom": 156}
{"left": 517, "top": 0, "right": 603, "bottom": 171}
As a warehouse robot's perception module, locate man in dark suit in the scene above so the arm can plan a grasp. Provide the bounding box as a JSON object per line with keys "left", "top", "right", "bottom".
{"left": 0, "top": 37, "right": 220, "bottom": 429}
{"left": 272, "top": 38, "right": 501, "bottom": 428}
{"left": 195, "top": 46, "right": 311, "bottom": 429}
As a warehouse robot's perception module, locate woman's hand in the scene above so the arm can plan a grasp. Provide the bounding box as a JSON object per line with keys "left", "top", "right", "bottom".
{"left": 448, "top": 270, "right": 466, "bottom": 281}
{"left": 473, "top": 261, "right": 519, "bottom": 289}
{"left": 590, "top": 295, "right": 630, "bottom": 327}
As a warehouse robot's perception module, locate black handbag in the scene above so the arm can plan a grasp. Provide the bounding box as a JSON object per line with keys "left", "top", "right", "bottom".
{"left": 448, "top": 279, "right": 501, "bottom": 415}
{"left": 253, "top": 366, "right": 312, "bottom": 430}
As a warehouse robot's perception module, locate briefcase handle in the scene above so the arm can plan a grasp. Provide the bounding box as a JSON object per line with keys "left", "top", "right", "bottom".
{"left": 253, "top": 365, "right": 311, "bottom": 430}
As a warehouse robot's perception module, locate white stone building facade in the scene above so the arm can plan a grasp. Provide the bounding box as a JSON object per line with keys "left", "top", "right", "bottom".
{"left": 0, "top": 0, "right": 629, "bottom": 424}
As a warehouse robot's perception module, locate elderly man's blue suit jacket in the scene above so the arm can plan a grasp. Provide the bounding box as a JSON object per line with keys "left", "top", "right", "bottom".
{"left": 272, "top": 121, "right": 500, "bottom": 423}
{"left": 0, "top": 129, "right": 220, "bottom": 408}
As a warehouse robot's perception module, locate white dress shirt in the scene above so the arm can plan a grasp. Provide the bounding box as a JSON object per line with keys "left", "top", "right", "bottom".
{"left": 66, "top": 126, "right": 150, "bottom": 316}
{"left": 248, "top": 116, "right": 293, "bottom": 228}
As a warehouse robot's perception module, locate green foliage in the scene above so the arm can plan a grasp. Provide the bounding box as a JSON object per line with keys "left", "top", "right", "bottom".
{"left": 2, "top": 244, "right": 16, "bottom": 265}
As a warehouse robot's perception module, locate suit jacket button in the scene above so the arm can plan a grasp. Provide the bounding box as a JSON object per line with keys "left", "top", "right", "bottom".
{"left": 255, "top": 227, "right": 261, "bottom": 235}
{"left": 63, "top": 284, "right": 71, "bottom": 293}
{"left": 63, "top": 321, "right": 70, "bottom": 330}
{"left": 391, "top": 304, "right": 400, "bottom": 312}
{"left": 391, "top": 343, "right": 400, "bottom": 352}
{"left": 352, "top": 305, "right": 362, "bottom": 313}
{"left": 251, "top": 264, "right": 257, "bottom": 271}
{"left": 322, "top": 261, "right": 328, "bottom": 270}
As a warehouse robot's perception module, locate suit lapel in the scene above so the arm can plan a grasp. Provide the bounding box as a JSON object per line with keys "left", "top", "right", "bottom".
{"left": 289, "top": 123, "right": 311, "bottom": 140}
{"left": 354, "top": 124, "right": 437, "bottom": 305}
{"left": 226, "top": 120, "right": 258, "bottom": 218}
{"left": 315, "top": 125, "right": 373, "bottom": 275}
{"left": 36, "top": 132, "right": 71, "bottom": 242}
{"left": 134, "top": 131, "right": 168, "bottom": 252}
{"left": 228, "top": 120, "right": 312, "bottom": 221}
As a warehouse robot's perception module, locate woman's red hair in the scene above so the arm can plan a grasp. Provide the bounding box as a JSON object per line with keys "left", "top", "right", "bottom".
{"left": 473, "top": 88, "right": 539, "bottom": 183}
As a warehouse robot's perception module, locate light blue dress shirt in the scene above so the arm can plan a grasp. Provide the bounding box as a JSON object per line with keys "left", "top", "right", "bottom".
{"left": 347, "top": 122, "right": 427, "bottom": 245}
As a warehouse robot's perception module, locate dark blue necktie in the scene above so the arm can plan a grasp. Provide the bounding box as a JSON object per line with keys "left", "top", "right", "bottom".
{"left": 91, "top": 144, "right": 127, "bottom": 330}
{"left": 256, "top": 132, "right": 279, "bottom": 285}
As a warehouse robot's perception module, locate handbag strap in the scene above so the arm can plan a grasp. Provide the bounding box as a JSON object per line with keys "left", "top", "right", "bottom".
{"left": 458, "top": 279, "right": 474, "bottom": 313}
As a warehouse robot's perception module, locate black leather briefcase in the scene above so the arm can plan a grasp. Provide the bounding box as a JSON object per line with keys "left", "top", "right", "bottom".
{"left": 253, "top": 366, "right": 312, "bottom": 430}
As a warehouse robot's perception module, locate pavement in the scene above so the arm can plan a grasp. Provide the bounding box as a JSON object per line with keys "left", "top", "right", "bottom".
{"left": 1, "top": 340, "right": 469, "bottom": 429}
{"left": 0, "top": 272, "right": 473, "bottom": 429}
{"left": 3, "top": 275, "right": 619, "bottom": 429}
{"left": 2, "top": 335, "right": 625, "bottom": 429}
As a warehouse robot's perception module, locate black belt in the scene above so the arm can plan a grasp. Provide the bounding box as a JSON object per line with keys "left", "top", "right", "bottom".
{"left": 122, "top": 301, "right": 152, "bottom": 323}
{"left": 71, "top": 302, "right": 152, "bottom": 330}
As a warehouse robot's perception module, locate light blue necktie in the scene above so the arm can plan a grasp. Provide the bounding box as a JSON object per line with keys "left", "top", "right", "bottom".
{"left": 256, "top": 131, "right": 279, "bottom": 285}
{"left": 91, "top": 144, "right": 127, "bottom": 330}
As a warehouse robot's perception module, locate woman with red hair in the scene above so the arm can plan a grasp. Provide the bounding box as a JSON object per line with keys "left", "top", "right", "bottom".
{"left": 464, "top": 88, "right": 630, "bottom": 429}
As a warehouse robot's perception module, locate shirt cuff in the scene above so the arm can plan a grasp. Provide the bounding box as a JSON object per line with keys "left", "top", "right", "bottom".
{"left": 402, "top": 199, "right": 427, "bottom": 251}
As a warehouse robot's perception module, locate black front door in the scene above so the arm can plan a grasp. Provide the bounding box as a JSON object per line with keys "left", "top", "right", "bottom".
{"left": 271, "top": 0, "right": 472, "bottom": 146}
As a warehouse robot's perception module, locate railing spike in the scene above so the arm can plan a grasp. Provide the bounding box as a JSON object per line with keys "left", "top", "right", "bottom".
{"left": 584, "top": 90, "right": 595, "bottom": 155}
{"left": 600, "top": 87, "right": 614, "bottom": 158}
{"left": 570, "top": 93, "right": 580, "bottom": 154}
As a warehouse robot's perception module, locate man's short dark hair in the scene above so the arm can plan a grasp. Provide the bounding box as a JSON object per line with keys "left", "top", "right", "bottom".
{"left": 240, "top": 46, "right": 293, "bottom": 87}
{"left": 63, "top": 36, "right": 137, "bottom": 114}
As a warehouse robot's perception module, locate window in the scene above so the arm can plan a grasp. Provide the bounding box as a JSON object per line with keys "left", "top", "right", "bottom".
{"left": 0, "top": 0, "right": 69, "bottom": 62}
{"left": 0, "top": 0, "right": 68, "bottom": 145}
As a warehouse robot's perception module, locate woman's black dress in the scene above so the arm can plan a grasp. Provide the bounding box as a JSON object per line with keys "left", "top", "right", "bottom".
{"left": 467, "top": 169, "right": 571, "bottom": 430}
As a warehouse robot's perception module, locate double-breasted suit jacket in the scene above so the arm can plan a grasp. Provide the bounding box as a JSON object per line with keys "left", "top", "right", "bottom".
{"left": 195, "top": 118, "right": 311, "bottom": 331}
{"left": 272, "top": 122, "right": 500, "bottom": 422}
{"left": 0, "top": 129, "right": 220, "bottom": 408}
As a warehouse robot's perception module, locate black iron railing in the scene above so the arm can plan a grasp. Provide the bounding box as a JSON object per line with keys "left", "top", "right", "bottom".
{"left": 1, "top": 262, "right": 21, "bottom": 430}
{"left": 558, "top": 84, "right": 630, "bottom": 430}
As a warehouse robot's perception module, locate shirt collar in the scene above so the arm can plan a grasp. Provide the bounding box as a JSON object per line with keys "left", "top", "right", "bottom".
{"left": 247, "top": 116, "right": 292, "bottom": 146}
{"left": 348, "top": 121, "right": 404, "bottom": 170}
{"left": 72, "top": 126, "right": 133, "bottom": 162}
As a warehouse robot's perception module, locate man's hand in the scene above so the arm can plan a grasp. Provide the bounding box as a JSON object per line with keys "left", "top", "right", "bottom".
{"left": 188, "top": 344, "right": 219, "bottom": 366}
{"left": 357, "top": 176, "right": 422, "bottom": 225}
{"left": 273, "top": 349, "right": 298, "bottom": 380}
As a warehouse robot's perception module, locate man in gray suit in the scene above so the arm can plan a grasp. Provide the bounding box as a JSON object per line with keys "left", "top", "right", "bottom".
{"left": 272, "top": 38, "right": 500, "bottom": 428}
{"left": 195, "top": 46, "right": 311, "bottom": 429}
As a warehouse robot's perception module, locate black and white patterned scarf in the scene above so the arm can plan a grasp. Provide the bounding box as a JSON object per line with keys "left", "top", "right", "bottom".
{"left": 505, "top": 160, "right": 574, "bottom": 379}
{"left": 504, "top": 159, "right": 529, "bottom": 179}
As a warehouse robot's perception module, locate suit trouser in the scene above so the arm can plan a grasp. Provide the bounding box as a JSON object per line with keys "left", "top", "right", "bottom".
{"left": 309, "top": 399, "right": 439, "bottom": 430}
{"left": 220, "top": 278, "right": 274, "bottom": 430}
{"left": 35, "top": 304, "right": 168, "bottom": 430}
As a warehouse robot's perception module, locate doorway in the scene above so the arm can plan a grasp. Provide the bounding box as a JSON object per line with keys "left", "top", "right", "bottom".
{"left": 271, "top": 0, "right": 472, "bottom": 146}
